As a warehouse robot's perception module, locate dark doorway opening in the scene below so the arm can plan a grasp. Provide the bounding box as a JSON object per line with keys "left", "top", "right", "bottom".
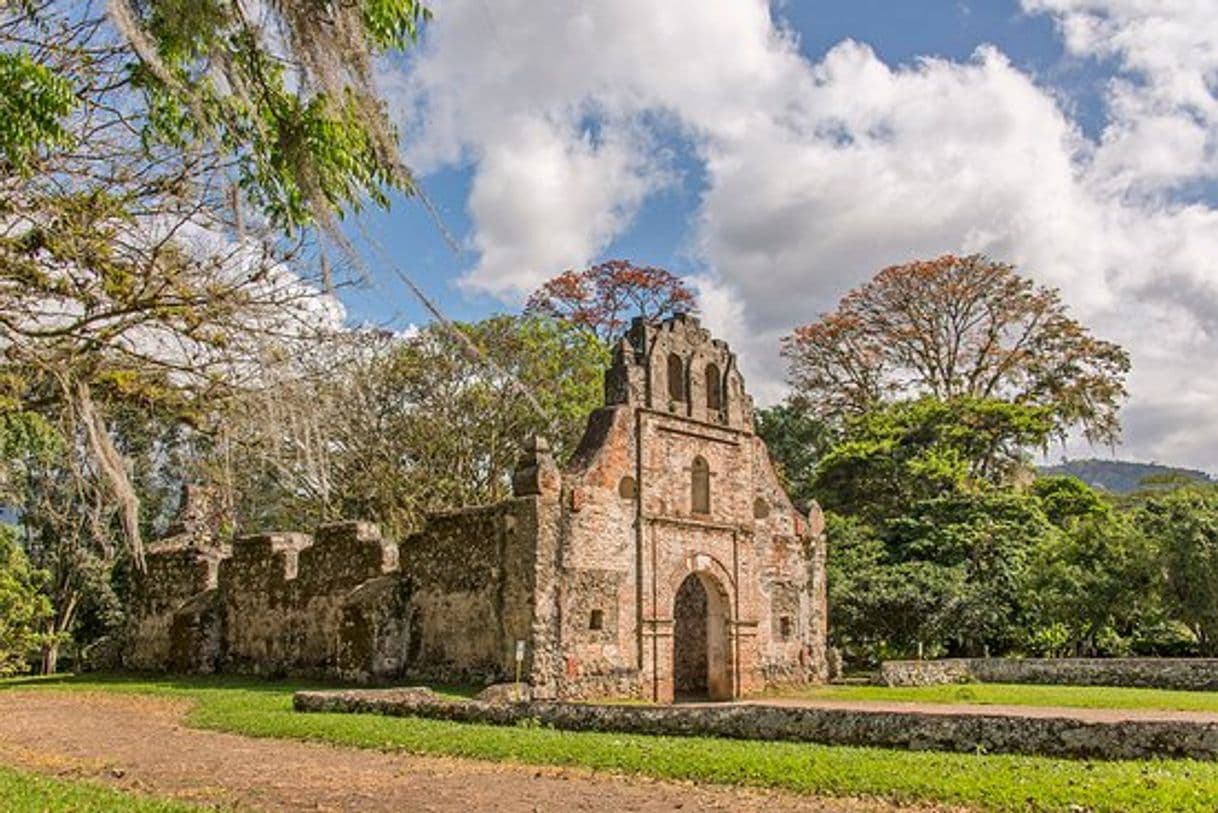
{"left": 673, "top": 573, "right": 708, "bottom": 700}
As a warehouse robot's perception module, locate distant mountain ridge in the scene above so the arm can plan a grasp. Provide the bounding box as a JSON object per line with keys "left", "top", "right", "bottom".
{"left": 1040, "top": 458, "right": 1216, "bottom": 494}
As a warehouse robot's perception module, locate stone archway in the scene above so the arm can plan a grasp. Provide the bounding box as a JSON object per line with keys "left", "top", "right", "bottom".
{"left": 672, "top": 571, "right": 732, "bottom": 701}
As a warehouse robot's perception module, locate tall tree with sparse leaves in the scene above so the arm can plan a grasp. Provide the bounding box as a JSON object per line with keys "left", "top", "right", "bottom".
{"left": 782, "top": 254, "right": 1130, "bottom": 444}
{"left": 1, "top": 0, "right": 429, "bottom": 573}
{"left": 525, "top": 260, "right": 698, "bottom": 343}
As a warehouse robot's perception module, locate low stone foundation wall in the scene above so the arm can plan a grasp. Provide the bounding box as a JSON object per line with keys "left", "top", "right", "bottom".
{"left": 293, "top": 688, "right": 1218, "bottom": 761}
{"left": 880, "top": 658, "right": 1218, "bottom": 690}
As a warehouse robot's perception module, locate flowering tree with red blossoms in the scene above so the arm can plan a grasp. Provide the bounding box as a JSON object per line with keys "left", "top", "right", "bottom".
{"left": 525, "top": 260, "right": 698, "bottom": 343}
{"left": 781, "top": 254, "right": 1131, "bottom": 445}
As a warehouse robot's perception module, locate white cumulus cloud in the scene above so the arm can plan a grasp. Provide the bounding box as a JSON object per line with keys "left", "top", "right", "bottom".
{"left": 392, "top": 0, "right": 1218, "bottom": 471}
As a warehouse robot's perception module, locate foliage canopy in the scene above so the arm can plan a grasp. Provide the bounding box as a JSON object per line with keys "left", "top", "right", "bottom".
{"left": 525, "top": 260, "right": 698, "bottom": 342}
{"left": 782, "top": 254, "right": 1130, "bottom": 444}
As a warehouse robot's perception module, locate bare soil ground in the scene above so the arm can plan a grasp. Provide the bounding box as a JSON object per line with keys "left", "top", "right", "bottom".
{"left": 0, "top": 692, "right": 962, "bottom": 813}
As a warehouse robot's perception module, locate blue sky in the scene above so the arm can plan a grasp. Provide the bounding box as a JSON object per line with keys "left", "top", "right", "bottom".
{"left": 349, "top": 1, "right": 1090, "bottom": 327}
{"left": 341, "top": 0, "right": 1218, "bottom": 472}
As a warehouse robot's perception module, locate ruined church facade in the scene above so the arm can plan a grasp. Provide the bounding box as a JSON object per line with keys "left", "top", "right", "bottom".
{"left": 126, "top": 315, "right": 827, "bottom": 701}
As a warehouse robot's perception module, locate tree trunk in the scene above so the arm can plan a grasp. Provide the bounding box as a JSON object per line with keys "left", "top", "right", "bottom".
{"left": 39, "top": 589, "right": 79, "bottom": 675}
{"left": 39, "top": 641, "right": 59, "bottom": 676}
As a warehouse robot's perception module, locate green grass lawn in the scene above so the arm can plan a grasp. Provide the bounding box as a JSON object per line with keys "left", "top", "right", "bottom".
{"left": 6, "top": 673, "right": 1218, "bottom": 812}
{"left": 769, "top": 681, "right": 1218, "bottom": 712}
{"left": 0, "top": 763, "right": 207, "bottom": 812}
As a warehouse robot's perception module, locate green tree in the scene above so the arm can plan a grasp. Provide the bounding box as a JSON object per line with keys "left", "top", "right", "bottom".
{"left": 208, "top": 315, "right": 608, "bottom": 538}
{"left": 0, "top": 525, "right": 51, "bottom": 676}
{"left": 1142, "top": 487, "right": 1218, "bottom": 655}
{"left": 813, "top": 396, "right": 1054, "bottom": 525}
{"left": 754, "top": 403, "right": 830, "bottom": 510}
{"left": 825, "top": 513, "right": 965, "bottom": 660}
{"left": 889, "top": 491, "right": 1058, "bottom": 655}
{"left": 813, "top": 397, "right": 1097, "bottom": 660}
{"left": 1024, "top": 507, "right": 1158, "bottom": 656}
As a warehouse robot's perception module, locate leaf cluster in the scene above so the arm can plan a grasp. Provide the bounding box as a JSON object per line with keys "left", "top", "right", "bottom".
{"left": 120, "top": 0, "right": 430, "bottom": 232}
{"left": 0, "top": 524, "right": 52, "bottom": 676}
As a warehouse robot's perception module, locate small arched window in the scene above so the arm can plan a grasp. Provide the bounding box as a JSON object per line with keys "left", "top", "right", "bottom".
{"left": 691, "top": 456, "right": 710, "bottom": 515}
{"left": 667, "top": 353, "right": 685, "bottom": 401}
{"left": 705, "top": 363, "right": 722, "bottom": 410}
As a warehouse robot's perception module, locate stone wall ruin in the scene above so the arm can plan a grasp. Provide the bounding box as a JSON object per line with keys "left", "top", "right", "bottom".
{"left": 126, "top": 315, "right": 828, "bottom": 701}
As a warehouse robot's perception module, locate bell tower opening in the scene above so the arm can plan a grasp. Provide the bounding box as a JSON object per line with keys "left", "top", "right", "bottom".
{"left": 667, "top": 353, "right": 685, "bottom": 401}
{"left": 705, "top": 363, "right": 722, "bottom": 410}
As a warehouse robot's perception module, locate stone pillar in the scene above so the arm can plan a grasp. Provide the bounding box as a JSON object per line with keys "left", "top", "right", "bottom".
{"left": 512, "top": 436, "right": 560, "bottom": 497}
{"left": 644, "top": 618, "right": 675, "bottom": 703}
{"left": 732, "top": 621, "right": 762, "bottom": 696}
{"left": 807, "top": 501, "right": 829, "bottom": 682}
{"left": 519, "top": 436, "right": 564, "bottom": 697}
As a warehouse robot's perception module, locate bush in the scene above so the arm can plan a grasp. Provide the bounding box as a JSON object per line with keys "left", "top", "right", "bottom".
{"left": 0, "top": 524, "right": 51, "bottom": 675}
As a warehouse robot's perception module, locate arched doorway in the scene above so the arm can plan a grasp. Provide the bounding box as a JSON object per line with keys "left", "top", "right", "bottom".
{"left": 672, "top": 571, "right": 732, "bottom": 701}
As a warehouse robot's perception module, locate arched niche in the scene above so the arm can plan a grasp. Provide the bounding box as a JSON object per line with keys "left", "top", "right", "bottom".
{"left": 667, "top": 353, "right": 685, "bottom": 401}
{"left": 705, "top": 362, "right": 723, "bottom": 410}
{"left": 691, "top": 456, "right": 710, "bottom": 515}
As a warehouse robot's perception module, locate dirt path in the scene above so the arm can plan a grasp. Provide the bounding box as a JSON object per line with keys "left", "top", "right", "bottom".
{"left": 0, "top": 692, "right": 960, "bottom": 813}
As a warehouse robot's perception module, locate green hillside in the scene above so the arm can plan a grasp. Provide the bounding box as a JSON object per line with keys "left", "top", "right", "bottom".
{"left": 1040, "top": 458, "right": 1215, "bottom": 494}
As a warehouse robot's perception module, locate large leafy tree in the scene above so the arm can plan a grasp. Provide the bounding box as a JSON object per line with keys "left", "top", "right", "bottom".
{"left": 813, "top": 396, "right": 1054, "bottom": 524}
{"left": 207, "top": 315, "right": 608, "bottom": 538}
{"left": 887, "top": 491, "right": 1059, "bottom": 655}
{"left": 1142, "top": 487, "right": 1218, "bottom": 655}
{"left": 825, "top": 514, "right": 966, "bottom": 659}
{"left": 1024, "top": 494, "right": 1159, "bottom": 657}
{"left": 782, "top": 254, "right": 1130, "bottom": 444}
{"left": 814, "top": 396, "right": 1091, "bottom": 660}
{"left": 525, "top": 260, "right": 698, "bottom": 343}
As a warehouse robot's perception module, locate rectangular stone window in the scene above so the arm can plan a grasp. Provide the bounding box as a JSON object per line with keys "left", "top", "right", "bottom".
{"left": 570, "top": 569, "right": 620, "bottom": 640}
{"left": 771, "top": 582, "right": 800, "bottom": 641}
{"left": 779, "top": 615, "right": 794, "bottom": 641}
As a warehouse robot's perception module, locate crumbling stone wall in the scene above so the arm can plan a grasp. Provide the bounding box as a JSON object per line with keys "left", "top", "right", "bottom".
{"left": 127, "top": 490, "right": 537, "bottom": 684}
{"left": 296, "top": 688, "right": 1218, "bottom": 761}
{"left": 396, "top": 499, "right": 540, "bottom": 684}
{"left": 126, "top": 542, "right": 228, "bottom": 673}
{"left": 219, "top": 532, "right": 312, "bottom": 675}
{"left": 881, "top": 657, "right": 1218, "bottom": 691}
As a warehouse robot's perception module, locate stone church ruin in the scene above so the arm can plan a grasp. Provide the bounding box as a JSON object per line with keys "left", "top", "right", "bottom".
{"left": 126, "top": 314, "right": 828, "bottom": 701}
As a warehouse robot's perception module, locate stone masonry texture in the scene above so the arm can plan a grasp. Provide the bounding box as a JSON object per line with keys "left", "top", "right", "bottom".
{"left": 880, "top": 658, "right": 1218, "bottom": 691}
{"left": 293, "top": 688, "right": 1218, "bottom": 761}
{"left": 124, "top": 315, "right": 828, "bottom": 700}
